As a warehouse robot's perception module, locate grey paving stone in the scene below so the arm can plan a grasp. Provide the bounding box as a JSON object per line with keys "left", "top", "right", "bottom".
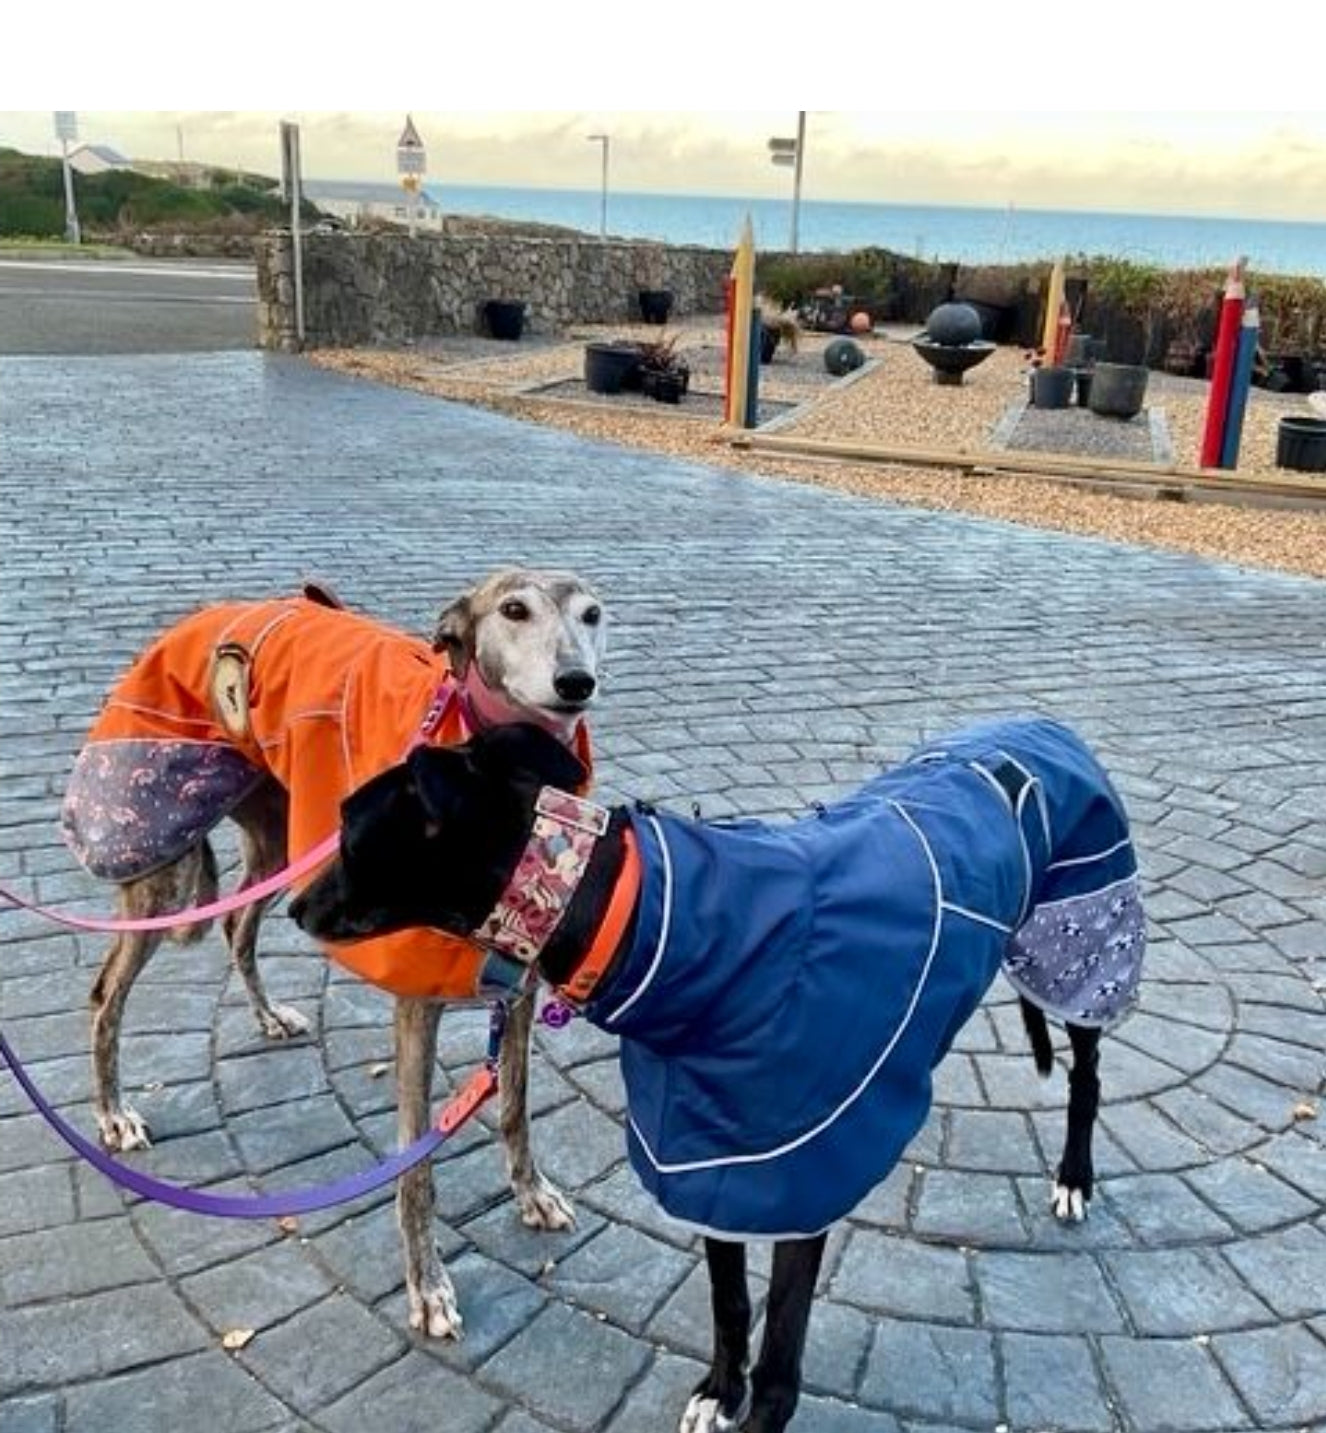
{"left": 179, "top": 1240, "right": 335, "bottom": 1332}
{"left": 1222, "top": 1223, "right": 1326, "bottom": 1319}
{"left": 1210, "top": 1323, "right": 1326, "bottom": 1426}
{"left": 1104, "top": 1173, "right": 1236, "bottom": 1245}
{"left": 0, "top": 1395, "right": 59, "bottom": 1433}
{"left": 1098, "top": 1336, "right": 1248, "bottom": 1432}
{"left": 318, "top": 1350, "right": 500, "bottom": 1433}
{"left": 1254, "top": 1129, "right": 1326, "bottom": 1202}
{"left": 234, "top": 1293, "right": 405, "bottom": 1409}
{"left": 406, "top": 1251, "right": 548, "bottom": 1373}
{"left": 0, "top": 1165, "right": 75, "bottom": 1239}
{"left": 478, "top": 1303, "right": 651, "bottom": 1432}
{"left": 62, "top": 1350, "right": 289, "bottom": 1433}
{"left": 910, "top": 1169, "right": 1028, "bottom": 1246}
{"left": 858, "top": 1322, "right": 997, "bottom": 1426}
{"left": 1001, "top": 1330, "right": 1114, "bottom": 1432}
{"left": 602, "top": 1351, "right": 707, "bottom": 1433}
{"left": 943, "top": 1108, "right": 1042, "bottom": 1174}
{"left": 459, "top": 1191, "right": 604, "bottom": 1279}
{"left": 1104, "top": 1248, "right": 1275, "bottom": 1334}
{"left": 830, "top": 1231, "right": 973, "bottom": 1323}
{"left": 1182, "top": 1154, "right": 1319, "bottom": 1233}
{"left": 544, "top": 1222, "right": 693, "bottom": 1332}
{"left": 792, "top": 1394, "right": 900, "bottom": 1432}
{"left": 0, "top": 1216, "right": 157, "bottom": 1307}
{"left": 0, "top": 1285, "right": 209, "bottom": 1396}
{"left": 799, "top": 1298, "right": 876, "bottom": 1400}
{"left": 974, "top": 1251, "right": 1126, "bottom": 1333}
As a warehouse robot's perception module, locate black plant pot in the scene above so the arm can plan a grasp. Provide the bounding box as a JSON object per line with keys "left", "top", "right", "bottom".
{"left": 1088, "top": 362, "right": 1149, "bottom": 419}
{"left": 759, "top": 324, "right": 780, "bottom": 364}
{"left": 1031, "top": 366, "right": 1075, "bottom": 409}
{"left": 1276, "top": 416, "right": 1326, "bottom": 472}
{"left": 483, "top": 299, "right": 526, "bottom": 341}
{"left": 638, "top": 289, "right": 674, "bottom": 325}
{"left": 584, "top": 341, "right": 645, "bottom": 394}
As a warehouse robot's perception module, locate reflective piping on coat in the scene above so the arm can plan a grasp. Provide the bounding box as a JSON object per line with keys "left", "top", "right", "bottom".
{"left": 943, "top": 902, "right": 1013, "bottom": 935}
{"left": 625, "top": 798, "right": 944, "bottom": 1178}
{"left": 1047, "top": 835, "right": 1133, "bottom": 872}
{"left": 604, "top": 812, "right": 673, "bottom": 1026}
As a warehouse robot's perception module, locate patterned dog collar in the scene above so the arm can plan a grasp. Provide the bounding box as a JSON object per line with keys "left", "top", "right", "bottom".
{"left": 472, "top": 787, "right": 610, "bottom": 964}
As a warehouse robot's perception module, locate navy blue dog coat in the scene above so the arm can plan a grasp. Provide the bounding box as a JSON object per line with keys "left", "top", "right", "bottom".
{"left": 581, "top": 715, "right": 1144, "bottom": 1239}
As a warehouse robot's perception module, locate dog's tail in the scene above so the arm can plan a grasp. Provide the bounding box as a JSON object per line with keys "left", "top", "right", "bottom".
{"left": 1019, "top": 995, "right": 1054, "bottom": 1078}
{"left": 167, "top": 840, "right": 220, "bottom": 945}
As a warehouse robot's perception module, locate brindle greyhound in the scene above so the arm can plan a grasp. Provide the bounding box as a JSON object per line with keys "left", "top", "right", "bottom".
{"left": 63, "top": 568, "right": 606, "bottom": 1340}
{"left": 291, "top": 717, "right": 1145, "bottom": 1432}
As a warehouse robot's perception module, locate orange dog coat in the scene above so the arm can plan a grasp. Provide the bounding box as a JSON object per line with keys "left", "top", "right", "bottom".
{"left": 62, "top": 597, "right": 593, "bottom": 1000}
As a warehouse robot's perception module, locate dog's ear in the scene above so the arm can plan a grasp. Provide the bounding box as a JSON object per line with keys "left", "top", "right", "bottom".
{"left": 432, "top": 592, "right": 474, "bottom": 675}
{"left": 406, "top": 745, "right": 478, "bottom": 826}
{"left": 469, "top": 722, "right": 588, "bottom": 792}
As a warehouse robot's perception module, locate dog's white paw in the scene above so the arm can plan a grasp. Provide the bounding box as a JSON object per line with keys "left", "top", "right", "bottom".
{"left": 514, "top": 1174, "right": 576, "bottom": 1231}
{"left": 409, "top": 1278, "right": 463, "bottom": 1340}
{"left": 257, "top": 1002, "right": 310, "bottom": 1040}
{"left": 98, "top": 1107, "right": 153, "bottom": 1152}
{"left": 1051, "top": 1182, "right": 1089, "bottom": 1222}
{"left": 679, "top": 1394, "right": 738, "bottom": 1433}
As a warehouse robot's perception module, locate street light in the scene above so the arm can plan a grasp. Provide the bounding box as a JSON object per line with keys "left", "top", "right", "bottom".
{"left": 767, "top": 111, "right": 806, "bottom": 253}
{"left": 587, "top": 133, "right": 609, "bottom": 240}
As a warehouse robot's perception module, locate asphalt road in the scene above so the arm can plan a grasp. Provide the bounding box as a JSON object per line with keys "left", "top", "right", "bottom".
{"left": 0, "top": 255, "right": 257, "bottom": 354}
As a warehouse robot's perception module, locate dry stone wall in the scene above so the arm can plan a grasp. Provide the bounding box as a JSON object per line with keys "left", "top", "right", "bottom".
{"left": 254, "top": 231, "right": 734, "bottom": 350}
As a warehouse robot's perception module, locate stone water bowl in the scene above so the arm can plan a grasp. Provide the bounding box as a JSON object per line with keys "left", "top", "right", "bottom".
{"left": 911, "top": 301, "right": 997, "bottom": 386}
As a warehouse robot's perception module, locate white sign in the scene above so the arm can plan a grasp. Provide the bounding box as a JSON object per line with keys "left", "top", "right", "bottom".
{"left": 54, "top": 111, "right": 78, "bottom": 143}
{"left": 397, "top": 148, "right": 427, "bottom": 176}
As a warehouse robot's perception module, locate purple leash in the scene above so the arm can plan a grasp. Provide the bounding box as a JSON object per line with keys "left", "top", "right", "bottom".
{"left": 0, "top": 1004, "right": 506, "bottom": 1219}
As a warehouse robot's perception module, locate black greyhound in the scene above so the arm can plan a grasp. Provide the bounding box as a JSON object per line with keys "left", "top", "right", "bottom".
{"left": 293, "top": 718, "right": 1144, "bottom": 1433}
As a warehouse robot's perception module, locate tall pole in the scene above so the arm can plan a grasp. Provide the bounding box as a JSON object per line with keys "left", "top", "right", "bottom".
{"left": 60, "top": 140, "right": 81, "bottom": 245}
{"left": 790, "top": 110, "right": 805, "bottom": 254}
{"left": 588, "top": 133, "right": 609, "bottom": 239}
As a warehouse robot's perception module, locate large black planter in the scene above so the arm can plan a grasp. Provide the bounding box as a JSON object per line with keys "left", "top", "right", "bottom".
{"left": 483, "top": 299, "right": 526, "bottom": 341}
{"left": 1089, "top": 362, "right": 1149, "bottom": 419}
{"left": 584, "top": 341, "right": 645, "bottom": 394}
{"left": 638, "top": 289, "right": 674, "bottom": 325}
{"left": 1031, "top": 366, "right": 1075, "bottom": 409}
{"left": 1276, "top": 416, "right": 1326, "bottom": 472}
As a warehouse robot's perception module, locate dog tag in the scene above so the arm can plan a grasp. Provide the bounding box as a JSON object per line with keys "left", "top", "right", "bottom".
{"left": 210, "top": 643, "right": 253, "bottom": 740}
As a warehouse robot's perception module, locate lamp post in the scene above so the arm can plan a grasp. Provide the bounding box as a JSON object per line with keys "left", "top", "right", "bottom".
{"left": 767, "top": 112, "right": 806, "bottom": 253}
{"left": 53, "top": 111, "right": 80, "bottom": 245}
{"left": 587, "top": 133, "right": 609, "bottom": 240}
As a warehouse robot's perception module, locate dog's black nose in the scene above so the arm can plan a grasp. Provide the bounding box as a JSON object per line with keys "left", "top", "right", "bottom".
{"left": 554, "top": 670, "right": 596, "bottom": 704}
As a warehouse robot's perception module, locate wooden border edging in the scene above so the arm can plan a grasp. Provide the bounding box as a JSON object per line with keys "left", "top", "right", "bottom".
{"left": 729, "top": 431, "right": 1326, "bottom": 507}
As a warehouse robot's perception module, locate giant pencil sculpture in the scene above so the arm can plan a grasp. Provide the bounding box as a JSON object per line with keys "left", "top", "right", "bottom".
{"left": 1218, "top": 295, "right": 1260, "bottom": 471}
{"left": 1199, "top": 259, "right": 1246, "bottom": 468}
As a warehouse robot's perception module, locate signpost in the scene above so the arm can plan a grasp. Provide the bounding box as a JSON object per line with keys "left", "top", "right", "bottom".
{"left": 54, "top": 111, "right": 80, "bottom": 245}
{"left": 767, "top": 112, "right": 806, "bottom": 253}
{"left": 279, "top": 120, "right": 305, "bottom": 349}
{"left": 396, "top": 115, "right": 427, "bottom": 238}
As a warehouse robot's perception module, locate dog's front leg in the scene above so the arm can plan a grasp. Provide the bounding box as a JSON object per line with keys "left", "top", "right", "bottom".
{"left": 394, "top": 996, "right": 461, "bottom": 1338}
{"left": 681, "top": 1239, "right": 752, "bottom": 1433}
{"left": 1053, "top": 1023, "right": 1102, "bottom": 1222}
{"left": 742, "top": 1233, "right": 827, "bottom": 1433}
{"left": 499, "top": 990, "right": 574, "bottom": 1230}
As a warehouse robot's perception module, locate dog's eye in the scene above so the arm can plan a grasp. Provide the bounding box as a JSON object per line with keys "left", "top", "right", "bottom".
{"left": 581, "top": 605, "right": 601, "bottom": 627}
{"left": 500, "top": 599, "right": 530, "bottom": 622}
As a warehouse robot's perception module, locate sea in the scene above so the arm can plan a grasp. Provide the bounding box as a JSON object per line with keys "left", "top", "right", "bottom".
{"left": 428, "top": 183, "right": 1326, "bottom": 279}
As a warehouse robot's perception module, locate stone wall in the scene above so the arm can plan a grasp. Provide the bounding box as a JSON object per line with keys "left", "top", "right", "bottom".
{"left": 254, "top": 231, "right": 735, "bottom": 350}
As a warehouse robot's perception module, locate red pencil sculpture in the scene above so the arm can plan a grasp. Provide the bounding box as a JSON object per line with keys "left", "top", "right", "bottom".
{"left": 1199, "top": 258, "right": 1246, "bottom": 468}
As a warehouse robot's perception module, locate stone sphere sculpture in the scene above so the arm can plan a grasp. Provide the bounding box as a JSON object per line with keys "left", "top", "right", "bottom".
{"left": 824, "top": 338, "right": 866, "bottom": 376}
{"left": 924, "top": 302, "right": 982, "bottom": 347}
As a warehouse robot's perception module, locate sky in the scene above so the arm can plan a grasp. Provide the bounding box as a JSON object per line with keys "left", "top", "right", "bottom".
{"left": 5, "top": 4, "right": 1325, "bottom": 222}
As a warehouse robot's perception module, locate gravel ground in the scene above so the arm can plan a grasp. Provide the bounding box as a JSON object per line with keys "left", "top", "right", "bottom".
{"left": 309, "top": 318, "right": 1326, "bottom": 580}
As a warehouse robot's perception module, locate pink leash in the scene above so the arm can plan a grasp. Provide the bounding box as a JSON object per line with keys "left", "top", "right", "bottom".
{"left": 0, "top": 681, "right": 464, "bottom": 936}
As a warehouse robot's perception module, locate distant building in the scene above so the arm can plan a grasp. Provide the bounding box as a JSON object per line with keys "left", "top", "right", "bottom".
{"left": 131, "top": 159, "right": 214, "bottom": 189}
{"left": 301, "top": 179, "right": 443, "bottom": 230}
{"left": 67, "top": 144, "right": 131, "bottom": 176}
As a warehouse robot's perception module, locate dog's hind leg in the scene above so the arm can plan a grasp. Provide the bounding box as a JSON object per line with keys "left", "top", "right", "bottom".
{"left": 1052, "top": 1022, "right": 1102, "bottom": 1222}
{"left": 394, "top": 995, "right": 461, "bottom": 1338}
{"left": 742, "top": 1234, "right": 827, "bottom": 1433}
{"left": 89, "top": 855, "right": 206, "bottom": 1151}
{"left": 499, "top": 990, "right": 574, "bottom": 1231}
{"left": 681, "top": 1239, "right": 752, "bottom": 1433}
{"left": 225, "top": 780, "right": 308, "bottom": 1040}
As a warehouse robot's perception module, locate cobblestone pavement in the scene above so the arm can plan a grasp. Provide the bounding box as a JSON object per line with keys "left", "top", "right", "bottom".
{"left": 2, "top": 352, "right": 1324, "bottom": 1433}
